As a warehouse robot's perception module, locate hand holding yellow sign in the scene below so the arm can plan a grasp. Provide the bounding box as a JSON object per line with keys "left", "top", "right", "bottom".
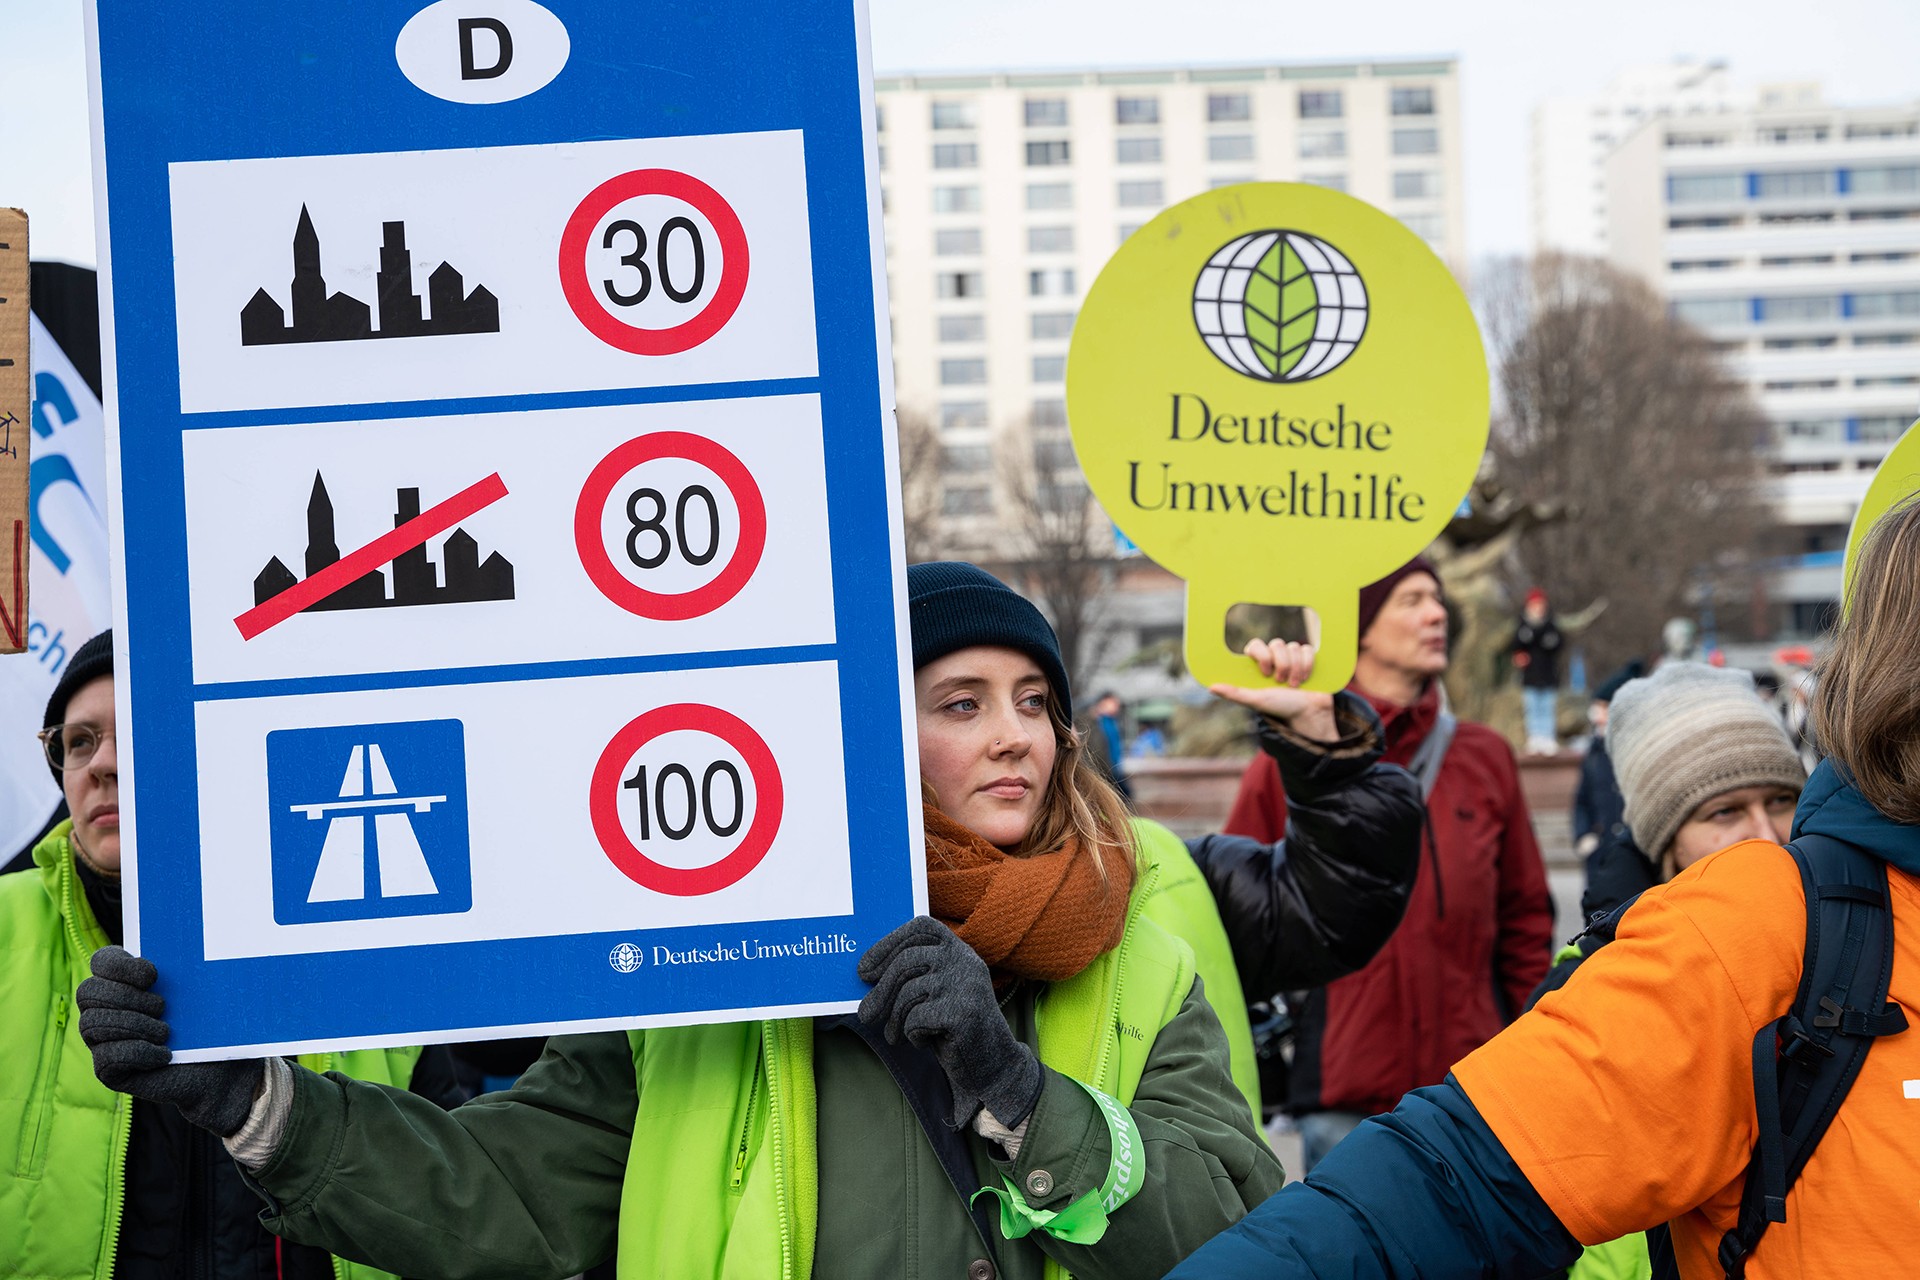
{"left": 1066, "top": 182, "right": 1487, "bottom": 692}
{"left": 1845, "top": 419, "right": 1920, "bottom": 604}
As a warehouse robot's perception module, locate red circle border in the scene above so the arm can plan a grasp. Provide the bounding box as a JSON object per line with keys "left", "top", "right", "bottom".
{"left": 573, "top": 431, "right": 769, "bottom": 620}
{"left": 558, "top": 168, "right": 751, "bottom": 355}
{"left": 588, "top": 703, "right": 786, "bottom": 897}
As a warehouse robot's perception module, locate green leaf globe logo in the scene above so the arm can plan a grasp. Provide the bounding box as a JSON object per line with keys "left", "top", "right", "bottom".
{"left": 1193, "top": 230, "right": 1368, "bottom": 381}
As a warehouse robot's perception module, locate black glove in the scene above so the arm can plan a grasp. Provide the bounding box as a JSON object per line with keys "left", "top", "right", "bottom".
{"left": 76, "top": 945, "right": 264, "bottom": 1138}
{"left": 858, "top": 916, "right": 1044, "bottom": 1130}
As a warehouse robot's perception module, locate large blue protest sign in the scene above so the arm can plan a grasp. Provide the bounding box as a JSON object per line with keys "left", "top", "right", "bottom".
{"left": 86, "top": 0, "right": 920, "bottom": 1058}
{"left": 0, "top": 314, "right": 112, "bottom": 861}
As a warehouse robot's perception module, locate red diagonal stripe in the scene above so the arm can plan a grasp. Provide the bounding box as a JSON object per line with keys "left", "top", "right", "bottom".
{"left": 233, "top": 472, "right": 509, "bottom": 641}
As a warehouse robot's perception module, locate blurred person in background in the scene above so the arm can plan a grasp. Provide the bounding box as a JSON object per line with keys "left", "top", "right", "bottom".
{"left": 1511, "top": 588, "right": 1565, "bottom": 755}
{"left": 1570, "top": 661, "right": 1644, "bottom": 860}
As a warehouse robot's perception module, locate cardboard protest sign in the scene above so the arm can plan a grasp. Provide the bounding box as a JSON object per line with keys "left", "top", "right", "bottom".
{"left": 1066, "top": 183, "right": 1488, "bottom": 691}
{"left": 87, "top": 0, "right": 920, "bottom": 1059}
{"left": 0, "top": 210, "right": 27, "bottom": 656}
{"left": 1843, "top": 419, "right": 1920, "bottom": 603}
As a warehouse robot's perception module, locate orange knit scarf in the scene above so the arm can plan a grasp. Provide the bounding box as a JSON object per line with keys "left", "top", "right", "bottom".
{"left": 922, "top": 804, "right": 1133, "bottom": 989}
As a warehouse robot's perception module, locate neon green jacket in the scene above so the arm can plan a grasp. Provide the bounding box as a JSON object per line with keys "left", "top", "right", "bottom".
{"left": 0, "top": 823, "right": 421, "bottom": 1280}
{"left": 248, "top": 831, "right": 1285, "bottom": 1279}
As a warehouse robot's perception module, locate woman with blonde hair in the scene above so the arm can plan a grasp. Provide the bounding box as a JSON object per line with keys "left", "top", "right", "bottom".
{"left": 77, "top": 560, "right": 1423, "bottom": 1279}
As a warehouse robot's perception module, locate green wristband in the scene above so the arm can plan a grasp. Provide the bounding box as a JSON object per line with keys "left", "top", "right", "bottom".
{"left": 974, "top": 1078, "right": 1145, "bottom": 1246}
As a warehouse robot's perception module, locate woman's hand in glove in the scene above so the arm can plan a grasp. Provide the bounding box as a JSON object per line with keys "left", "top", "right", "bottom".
{"left": 858, "top": 916, "right": 1043, "bottom": 1130}
{"left": 76, "top": 945, "right": 265, "bottom": 1138}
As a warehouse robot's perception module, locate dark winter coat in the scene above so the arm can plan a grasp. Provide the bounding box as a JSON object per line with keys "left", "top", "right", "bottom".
{"left": 1570, "top": 736, "right": 1626, "bottom": 849}
{"left": 1188, "top": 693, "right": 1422, "bottom": 998}
{"left": 1512, "top": 619, "right": 1564, "bottom": 689}
{"left": 1224, "top": 681, "right": 1554, "bottom": 1117}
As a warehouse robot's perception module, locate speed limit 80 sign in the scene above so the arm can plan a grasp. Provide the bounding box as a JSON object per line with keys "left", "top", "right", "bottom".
{"left": 96, "top": 0, "right": 924, "bottom": 1059}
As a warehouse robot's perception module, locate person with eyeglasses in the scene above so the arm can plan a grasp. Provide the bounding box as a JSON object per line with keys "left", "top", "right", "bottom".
{"left": 0, "top": 629, "right": 465, "bottom": 1280}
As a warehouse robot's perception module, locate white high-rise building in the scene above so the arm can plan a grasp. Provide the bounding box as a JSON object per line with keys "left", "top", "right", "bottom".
{"left": 1531, "top": 60, "right": 1747, "bottom": 257}
{"left": 1605, "top": 93, "right": 1920, "bottom": 638}
{"left": 874, "top": 59, "right": 1465, "bottom": 555}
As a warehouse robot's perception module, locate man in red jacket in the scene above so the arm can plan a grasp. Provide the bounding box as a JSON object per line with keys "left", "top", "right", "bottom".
{"left": 1224, "top": 556, "right": 1552, "bottom": 1170}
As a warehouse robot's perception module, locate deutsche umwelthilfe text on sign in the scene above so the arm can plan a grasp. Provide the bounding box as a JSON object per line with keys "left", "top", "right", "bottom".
{"left": 1066, "top": 183, "right": 1489, "bottom": 692}
{"left": 87, "top": 0, "right": 920, "bottom": 1059}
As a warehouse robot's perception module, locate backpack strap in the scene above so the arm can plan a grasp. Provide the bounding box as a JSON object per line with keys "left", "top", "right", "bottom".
{"left": 1716, "top": 833, "right": 1909, "bottom": 1279}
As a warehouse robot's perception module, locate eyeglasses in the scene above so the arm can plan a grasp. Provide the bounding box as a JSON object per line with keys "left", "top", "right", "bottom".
{"left": 37, "top": 723, "right": 116, "bottom": 773}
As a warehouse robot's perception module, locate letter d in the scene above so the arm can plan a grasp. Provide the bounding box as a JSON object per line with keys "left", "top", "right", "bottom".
{"left": 1169, "top": 393, "right": 1210, "bottom": 442}
{"left": 459, "top": 17, "right": 514, "bottom": 80}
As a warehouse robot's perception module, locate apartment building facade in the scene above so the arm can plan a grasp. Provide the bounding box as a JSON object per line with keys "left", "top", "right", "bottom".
{"left": 1606, "top": 94, "right": 1920, "bottom": 637}
{"left": 874, "top": 59, "right": 1465, "bottom": 556}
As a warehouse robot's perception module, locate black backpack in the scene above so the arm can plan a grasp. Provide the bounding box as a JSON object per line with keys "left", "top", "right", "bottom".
{"left": 1571, "top": 832, "right": 1909, "bottom": 1280}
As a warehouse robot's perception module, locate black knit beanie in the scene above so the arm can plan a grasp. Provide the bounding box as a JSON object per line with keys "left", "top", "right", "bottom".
{"left": 43, "top": 629, "right": 115, "bottom": 779}
{"left": 907, "top": 563, "right": 1071, "bottom": 711}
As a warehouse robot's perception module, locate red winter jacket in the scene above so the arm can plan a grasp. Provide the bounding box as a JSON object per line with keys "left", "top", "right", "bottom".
{"left": 1224, "top": 680, "right": 1553, "bottom": 1117}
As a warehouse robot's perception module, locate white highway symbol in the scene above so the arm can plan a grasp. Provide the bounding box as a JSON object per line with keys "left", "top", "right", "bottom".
{"left": 292, "top": 743, "right": 445, "bottom": 903}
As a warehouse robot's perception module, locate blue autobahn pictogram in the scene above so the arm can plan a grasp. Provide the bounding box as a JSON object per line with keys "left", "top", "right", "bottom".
{"left": 267, "top": 719, "right": 474, "bottom": 924}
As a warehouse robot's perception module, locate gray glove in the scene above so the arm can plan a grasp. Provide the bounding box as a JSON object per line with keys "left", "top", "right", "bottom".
{"left": 858, "top": 916, "right": 1044, "bottom": 1130}
{"left": 76, "top": 945, "right": 263, "bottom": 1138}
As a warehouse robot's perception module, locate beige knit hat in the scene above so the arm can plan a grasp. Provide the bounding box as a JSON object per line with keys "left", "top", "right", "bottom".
{"left": 1609, "top": 662, "right": 1807, "bottom": 860}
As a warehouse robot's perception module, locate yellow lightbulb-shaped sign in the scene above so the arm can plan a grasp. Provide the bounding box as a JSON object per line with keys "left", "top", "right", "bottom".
{"left": 1067, "top": 182, "right": 1490, "bottom": 692}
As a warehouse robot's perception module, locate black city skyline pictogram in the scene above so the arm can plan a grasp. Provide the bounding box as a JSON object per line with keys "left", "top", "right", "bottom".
{"left": 240, "top": 206, "right": 500, "bottom": 345}
{"left": 254, "top": 473, "right": 514, "bottom": 613}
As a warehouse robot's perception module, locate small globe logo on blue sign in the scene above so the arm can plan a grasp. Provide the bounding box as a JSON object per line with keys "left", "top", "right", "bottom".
{"left": 1193, "top": 230, "right": 1368, "bottom": 382}
{"left": 609, "top": 942, "right": 644, "bottom": 973}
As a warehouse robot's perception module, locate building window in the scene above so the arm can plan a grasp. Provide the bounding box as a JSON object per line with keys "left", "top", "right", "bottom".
{"left": 1762, "top": 378, "right": 1839, "bottom": 392}
{"left": 1207, "top": 92, "right": 1252, "bottom": 122}
{"left": 1857, "top": 374, "right": 1920, "bottom": 388}
{"left": 940, "top": 401, "right": 989, "bottom": 429}
{"left": 1851, "top": 165, "right": 1920, "bottom": 195}
{"left": 1668, "top": 173, "right": 1744, "bottom": 203}
{"left": 1298, "top": 89, "right": 1343, "bottom": 119}
{"left": 1030, "top": 311, "right": 1075, "bottom": 340}
{"left": 1033, "top": 438, "right": 1078, "bottom": 471}
{"left": 941, "top": 444, "right": 992, "bottom": 473}
{"left": 1852, "top": 250, "right": 1920, "bottom": 264}
{"left": 1392, "top": 127, "right": 1440, "bottom": 156}
{"left": 939, "top": 357, "right": 987, "bottom": 385}
{"left": 1858, "top": 415, "right": 1913, "bottom": 441}
{"left": 875, "top": 103, "right": 886, "bottom": 133}
{"left": 876, "top": 144, "right": 886, "bottom": 172}
{"left": 942, "top": 486, "right": 993, "bottom": 516}
{"left": 1759, "top": 254, "right": 1835, "bottom": 268}
{"left": 1392, "top": 170, "right": 1442, "bottom": 199}
{"left": 1855, "top": 332, "right": 1919, "bottom": 346}
{"left": 1026, "top": 139, "right": 1072, "bottom": 167}
{"left": 1758, "top": 295, "right": 1841, "bottom": 322}
{"left": 1758, "top": 124, "right": 1829, "bottom": 145}
{"left": 1762, "top": 336, "right": 1838, "bottom": 350}
{"left": 1854, "top": 290, "right": 1920, "bottom": 319}
{"left": 1302, "top": 173, "right": 1348, "bottom": 192}
{"left": 938, "top": 314, "right": 985, "bottom": 343}
{"left": 934, "top": 228, "right": 983, "bottom": 256}
{"left": 1031, "top": 398, "right": 1069, "bottom": 428}
{"left": 1115, "top": 95, "right": 1160, "bottom": 125}
{"left": 930, "top": 100, "right": 977, "bottom": 130}
{"left": 1754, "top": 169, "right": 1836, "bottom": 198}
{"left": 1118, "top": 222, "right": 1146, "bottom": 242}
{"left": 1299, "top": 130, "right": 1347, "bottom": 159}
{"left": 1847, "top": 122, "right": 1919, "bottom": 140}
{"left": 1032, "top": 354, "right": 1067, "bottom": 383}
{"left": 1027, "top": 182, "right": 1073, "bottom": 211}
{"left": 936, "top": 271, "right": 985, "bottom": 299}
{"left": 1667, "top": 132, "right": 1731, "bottom": 148}
{"left": 1029, "top": 267, "right": 1077, "bottom": 297}
{"left": 1117, "top": 136, "right": 1163, "bottom": 164}
{"left": 1783, "top": 418, "right": 1845, "bottom": 441}
{"left": 933, "top": 185, "right": 982, "bottom": 213}
{"left": 1212, "top": 175, "right": 1254, "bottom": 189}
{"left": 1671, "top": 297, "right": 1748, "bottom": 327}
{"left": 1209, "top": 134, "right": 1255, "bottom": 162}
{"left": 932, "top": 143, "right": 979, "bottom": 170}
{"left": 1669, "top": 215, "right": 1741, "bottom": 229}
{"left": 1025, "top": 97, "right": 1068, "bottom": 127}
{"left": 1399, "top": 212, "right": 1444, "bottom": 241}
{"left": 1117, "top": 179, "right": 1165, "bottom": 208}
{"left": 1027, "top": 226, "right": 1074, "bottom": 253}
{"left": 1390, "top": 86, "right": 1435, "bottom": 116}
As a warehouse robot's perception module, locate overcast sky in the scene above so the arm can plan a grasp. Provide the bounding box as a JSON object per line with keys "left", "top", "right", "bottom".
{"left": 6, "top": 0, "right": 1918, "bottom": 267}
